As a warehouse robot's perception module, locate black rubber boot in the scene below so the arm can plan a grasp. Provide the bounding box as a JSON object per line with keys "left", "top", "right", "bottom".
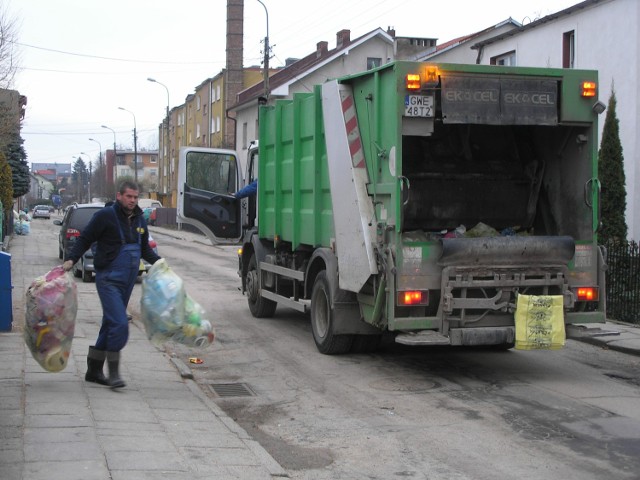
{"left": 85, "top": 346, "right": 109, "bottom": 385}
{"left": 107, "top": 351, "right": 126, "bottom": 389}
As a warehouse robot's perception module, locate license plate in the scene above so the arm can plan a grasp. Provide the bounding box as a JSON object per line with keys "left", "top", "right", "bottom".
{"left": 404, "top": 95, "right": 434, "bottom": 117}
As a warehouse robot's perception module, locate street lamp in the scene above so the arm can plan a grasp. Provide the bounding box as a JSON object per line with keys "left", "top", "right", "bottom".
{"left": 118, "top": 107, "right": 138, "bottom": 184}
{"left": 88, "top": 137, "right": 102, "bottom": 197}
{"left": 101, "top": 125, "right": 117, "bottom": 188}
{"left": 147, "top": 77, "right": 170, "bottom": 194}
{"left": 256, "top": 0, "right": 270, "bottom": 98}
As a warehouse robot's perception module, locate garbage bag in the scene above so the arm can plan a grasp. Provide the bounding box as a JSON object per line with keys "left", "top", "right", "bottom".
{"left": 514, "top": 294, "right": 565, "bottom": 350}
{"left": 24, "top": 266, "right": 78, "bottom": 372}
{"left": 141, "top": 259, "right": 214, "bottom": 348}
{"left": 15, "top": 220, "right": 30, "bottom": 235}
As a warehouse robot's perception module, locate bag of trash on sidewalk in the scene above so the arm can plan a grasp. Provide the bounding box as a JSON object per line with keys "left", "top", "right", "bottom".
{"left": 24, "top": 266, "right": 78, "bottom": 372}
{"left": 514, "top": 294, "right": 565, "bottom": 350}
{"left": 15, "top": 219, "right": 30, "bottom": 235}
{"left": 141, "top": 259, "right": 215, "bottom": 348}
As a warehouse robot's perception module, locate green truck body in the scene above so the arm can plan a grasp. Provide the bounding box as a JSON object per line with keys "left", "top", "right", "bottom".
{"left": 178, "top": 61, "right": 607, "bottom": 354}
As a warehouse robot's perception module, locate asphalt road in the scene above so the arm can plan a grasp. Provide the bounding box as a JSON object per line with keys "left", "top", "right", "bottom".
{"left": 144, "top": 227, "right": 640, "bottom": 480}
{"left": 26, "top": 217, "right": 640, "bottom": 480}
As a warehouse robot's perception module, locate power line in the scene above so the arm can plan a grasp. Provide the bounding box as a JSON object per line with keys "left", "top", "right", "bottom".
{"left": 13, "top": 40, "right": 217, "bottom": 65}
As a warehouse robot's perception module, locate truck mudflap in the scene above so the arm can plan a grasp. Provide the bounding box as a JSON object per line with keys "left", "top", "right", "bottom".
{"left": 439, "top": 236, "right": 575, "bottom": 266}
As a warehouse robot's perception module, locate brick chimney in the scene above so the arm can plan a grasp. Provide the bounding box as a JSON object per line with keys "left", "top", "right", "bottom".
{"left": 387, "top": 26, "right": 396, "bottom": 38}
{"left": 317, "top": 41, "right": 328, "bottom": 58}
{"left": 336, "top": 29, "right": 350, "bottom": 48}
{"left": 225, "top": 0, "right": 244, "bottom": 149}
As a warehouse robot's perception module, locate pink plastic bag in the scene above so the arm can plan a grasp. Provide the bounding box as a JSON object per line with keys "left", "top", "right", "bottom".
{"left": 24, "top": 266, "right": 78, "bottom": 372}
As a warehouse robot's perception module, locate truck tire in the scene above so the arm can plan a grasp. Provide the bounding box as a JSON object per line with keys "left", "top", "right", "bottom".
{"left": 246, "top": 253, "right": 277, "bottom": 318}
{"left": 311, "top": 271, "right": 353, "bottom": 355}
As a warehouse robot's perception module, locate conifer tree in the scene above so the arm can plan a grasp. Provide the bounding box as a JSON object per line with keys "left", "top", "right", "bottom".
{"left": 598, "top": 86, "right": 628, "bottom": 242}
{"left": 0, "top": 151, "right": 13, "bottom": 211}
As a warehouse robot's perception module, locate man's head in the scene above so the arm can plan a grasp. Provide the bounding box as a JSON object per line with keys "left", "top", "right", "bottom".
{"left": 116, "top": 180, "right": 139, "bottom": 214}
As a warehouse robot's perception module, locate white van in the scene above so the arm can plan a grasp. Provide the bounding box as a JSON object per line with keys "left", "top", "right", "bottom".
{"left": 138, "top": 199, "right": 163, "bottom": 209}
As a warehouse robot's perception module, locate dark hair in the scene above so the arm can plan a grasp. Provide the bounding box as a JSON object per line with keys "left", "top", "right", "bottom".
{"left": 118, "top": 180, "right": 139, "bottom": 195}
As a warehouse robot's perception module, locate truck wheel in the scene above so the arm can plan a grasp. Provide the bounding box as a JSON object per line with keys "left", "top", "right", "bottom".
{"left": 311, "top": 271, "right": 353, "bottom": 355}
{"left": 246, "top": 253, "right": 277, "bottom": 318}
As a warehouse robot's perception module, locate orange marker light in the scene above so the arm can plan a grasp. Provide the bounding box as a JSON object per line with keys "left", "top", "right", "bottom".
{"left": 425, "top": 66, "right": 440, "bottom": 84}
{"left": 406, "top": 74, "right": 421, "bottom": 91}
{"left": 581, "top": 81, "right": 597, "bottom": 97}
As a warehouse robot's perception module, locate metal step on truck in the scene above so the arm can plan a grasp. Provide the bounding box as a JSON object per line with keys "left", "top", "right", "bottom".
{"left": 178, "top": 61, "right": 607, "bottom": 355}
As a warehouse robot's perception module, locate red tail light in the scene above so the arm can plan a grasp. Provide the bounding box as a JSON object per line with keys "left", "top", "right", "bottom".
{"left": 576, "top": 287, "right": 598, "bottom": 301}
{"left": 148, "top": 239, "right": 157, "bottom": 249}
{"left": 66, "top": 228, "right": 80, "bottom": 240}
{"left": 397, "top": 290, "right": 429, "bottom": 306}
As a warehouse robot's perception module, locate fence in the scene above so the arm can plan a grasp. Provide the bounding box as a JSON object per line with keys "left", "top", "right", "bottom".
{"left": 606, "top": 240, "right": 640, "bottom": 324}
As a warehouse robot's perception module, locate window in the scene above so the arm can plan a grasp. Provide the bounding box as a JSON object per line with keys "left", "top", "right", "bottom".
{"left": 367, "top": 57, "right": 382, "bottom": 70}
{"left": 185, "top": 151, "right": 237, "bottom": 193}
{"left": 563, "top": 30, "right": 575, "bottom": 68}
{"left": 197, "top": 95, "right": 201, "bottom": 110}
{"left": 196, "top": 123, "right": 201, "bottom": 138}
{"left": 150, "top": 156, "right": 157, "bottom": 164}
{"left": 216, "top": 85, "right": 221, "bottom": 102}
{"left": 216, "top": 116, "right": 221, "bottom": 133}
{"left": 491, "top": 51, "right": 516, "bottom": 66}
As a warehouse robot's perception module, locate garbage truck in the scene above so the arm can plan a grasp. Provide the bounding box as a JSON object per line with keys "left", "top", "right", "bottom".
{"left": 178, "top": 61, "right": 607, "bottom": 354}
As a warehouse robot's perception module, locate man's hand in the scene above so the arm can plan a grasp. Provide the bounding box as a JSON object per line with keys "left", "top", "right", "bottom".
{"left": 62, "top": 260, "right": 74, "bottom": 271}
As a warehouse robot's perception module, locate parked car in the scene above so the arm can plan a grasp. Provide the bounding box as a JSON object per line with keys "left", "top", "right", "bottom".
{"left": 53, "top": 203, "right": 105, "bottom": 262}
{"left": 32, "top": 205, "right": 51, "bottom": 220}
{"left": 78, "top": 233, "right": 158, "bottom": 283}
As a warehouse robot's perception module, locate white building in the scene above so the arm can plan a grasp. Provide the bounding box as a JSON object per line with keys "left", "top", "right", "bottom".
{"left": 232, "top": 28, "right": 395, "bottom": 171}
{"left": 419, "top": 0, "right": 640, "bottom": 240}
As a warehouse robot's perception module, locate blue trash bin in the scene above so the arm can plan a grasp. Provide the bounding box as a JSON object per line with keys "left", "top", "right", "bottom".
{"left": 0, "top": 251, "right": 13, "bottom": 331}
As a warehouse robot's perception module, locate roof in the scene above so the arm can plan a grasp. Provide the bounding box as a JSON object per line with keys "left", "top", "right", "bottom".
{"left": 418, "top": 18, "right": 521, "bottom": 60}
{"left": 471, "top": 0, "right": 605, "bottom": 50}
{"left": 233, "top": 27, "right": 394, "bottom": 109}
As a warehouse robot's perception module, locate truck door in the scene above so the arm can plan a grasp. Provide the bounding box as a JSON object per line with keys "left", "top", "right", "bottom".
{"left": 177, "top": 146, "right": 242, "bottom": 244}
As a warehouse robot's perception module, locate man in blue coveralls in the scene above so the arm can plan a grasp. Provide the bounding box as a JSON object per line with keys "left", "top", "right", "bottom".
{"left": 63, "top": 181, "right": 161, "bottom": 389}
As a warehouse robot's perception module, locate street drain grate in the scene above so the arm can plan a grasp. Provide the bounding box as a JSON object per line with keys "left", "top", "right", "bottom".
{"left": 206, "top": 382, "right": 255, "bottom": 398}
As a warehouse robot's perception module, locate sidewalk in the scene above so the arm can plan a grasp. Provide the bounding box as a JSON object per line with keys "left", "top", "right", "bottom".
{"left": 0, "top": 223, "right": 288, "bottom": 480}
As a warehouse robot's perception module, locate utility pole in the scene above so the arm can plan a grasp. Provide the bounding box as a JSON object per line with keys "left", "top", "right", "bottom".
{"left": 102, "top": 125, "right": 117, "bottom": 192}
{"left": 257, "top": 0, "right": 270, "bottom": 98}
{"left": 118, "top": 107, "right": 138, "bottom": 185}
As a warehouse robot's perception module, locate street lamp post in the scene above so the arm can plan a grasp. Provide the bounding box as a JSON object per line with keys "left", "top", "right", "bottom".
{"left": 147, "top": 78, "right": 170, "bottom": 195}
{"left": 118, "top": 107, "right": 138, "bottom": 184}
{"left": 256, "top": 0, "right": 270, "bottom": 98}
{"left": 88, "top": 138, "right": 102, "bottom": 197}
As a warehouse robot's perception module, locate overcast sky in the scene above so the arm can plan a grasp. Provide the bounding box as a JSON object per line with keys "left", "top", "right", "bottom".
{"left": 10, "top": 0, "right": 581, "bottom": 168}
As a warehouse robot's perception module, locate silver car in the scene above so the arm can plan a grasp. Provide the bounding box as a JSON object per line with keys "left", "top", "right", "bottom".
{"left": 32, "top": 205, "right": 51, "bottom": 219}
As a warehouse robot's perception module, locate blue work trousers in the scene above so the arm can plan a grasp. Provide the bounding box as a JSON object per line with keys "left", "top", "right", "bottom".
{"left": 94, "top": 243, "right": 141, "bottom": 352}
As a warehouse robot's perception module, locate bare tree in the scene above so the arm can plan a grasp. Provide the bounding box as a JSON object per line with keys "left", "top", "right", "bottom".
{"left": 0, "top": 5, "right": 20, "bottom": 89}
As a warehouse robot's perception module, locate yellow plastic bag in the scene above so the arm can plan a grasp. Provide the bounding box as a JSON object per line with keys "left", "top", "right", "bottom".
{"left": 515, "top": 294, "right": 565, "bottom": 350}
